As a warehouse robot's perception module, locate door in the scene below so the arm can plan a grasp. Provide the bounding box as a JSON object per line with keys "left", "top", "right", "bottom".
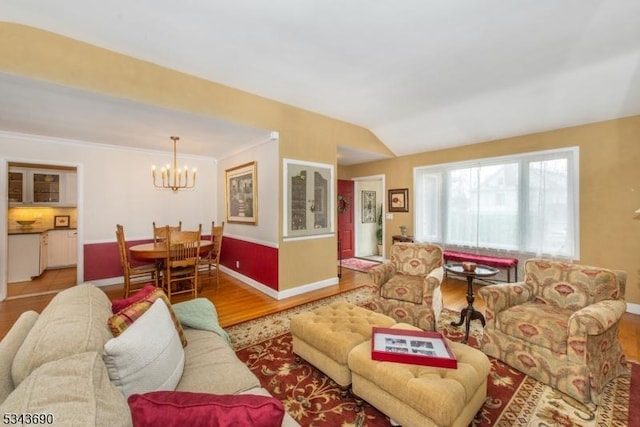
{"left": 337, "top": 180, "right": 354, "bottom": 259}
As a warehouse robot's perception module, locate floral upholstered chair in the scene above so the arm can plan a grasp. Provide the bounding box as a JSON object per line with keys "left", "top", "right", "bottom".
{"left": 479, "top": 259, "right": 627, "bottom": 404}
{"left": 368, "top": 243, "right": 444, "bottom": 331}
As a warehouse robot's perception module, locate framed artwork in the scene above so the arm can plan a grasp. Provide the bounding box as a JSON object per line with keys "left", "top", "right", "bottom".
{"left": 371, "top": 327, "right": 457, "bottom": 369}
{"left": 54, "top": 215, "right": 70, "bottom": 228}
{"left": 283, "top": 159, "right": 334, "bottom": 239}
{"left": 388, "top": 188, "right": 409, "bottom": 212}
{"left": 361, "top": 190, "right": 376, "bottom": 223}
{"left": 225, "top": 162, "right": 257, "bottom": 225}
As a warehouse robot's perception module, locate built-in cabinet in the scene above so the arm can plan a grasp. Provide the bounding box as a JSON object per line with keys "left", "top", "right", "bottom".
{"left": 47, "top": 229, "right": 77, "bottom": 268}
{"left": 283, "top": 159, "right": 334, "bottom": 239}
{"left": 8, "top": 167, "right": 77, "bottom": 207}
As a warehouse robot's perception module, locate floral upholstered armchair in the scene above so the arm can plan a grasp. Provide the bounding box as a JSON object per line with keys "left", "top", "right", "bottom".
{"left": 479, "top": 259, "right": 627, "bottom": 404}
{"left": 368, "top": 243, "right": 444, "bottom": 331}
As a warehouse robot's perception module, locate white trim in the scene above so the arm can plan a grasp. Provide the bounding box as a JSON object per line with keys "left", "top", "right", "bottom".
{"left": 0, "top": 130, "right": 213, "bottom": 161}
{"left": 626, "top": 302, "right": 640, "bottom": 315}
{"left": 220, "top": 265, "right": 338, "bottom": 300}
{"left": 224, "top": 233, "right": 278, "bottom": 248}
{"left": 87, "top": 277, "right": 124, "bottom": 287}
{"left": 276, "top": 277, "right": 339, "bottom": 299}
{"left": 283, "top": 233, "right": 334, "bottom": 242}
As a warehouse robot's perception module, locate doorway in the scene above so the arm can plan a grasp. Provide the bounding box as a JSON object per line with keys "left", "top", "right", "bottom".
{"left": 353, "top": 175, "right": 384, "bottom": 262}
{"left": 5, "top": 161, "right": 79, "bottom": 299}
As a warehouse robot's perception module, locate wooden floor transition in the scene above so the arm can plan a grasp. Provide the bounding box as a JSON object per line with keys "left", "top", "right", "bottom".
{"left": 1, "top": 267, "right": 638, "bottom": 362}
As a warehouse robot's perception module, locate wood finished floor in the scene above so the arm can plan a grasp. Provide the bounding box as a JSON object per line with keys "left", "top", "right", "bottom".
{"left": 1, "top": 267, "right": 638, "bottom": 362}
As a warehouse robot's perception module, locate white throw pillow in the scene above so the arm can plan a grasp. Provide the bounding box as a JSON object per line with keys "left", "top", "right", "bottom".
{"left": 103, "top": 298, "right": 185, "bottom": 398}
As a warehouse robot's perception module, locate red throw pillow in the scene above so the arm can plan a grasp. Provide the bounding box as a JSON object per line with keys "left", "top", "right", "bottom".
{"left": 108, "top": 286, "right": 187, "bottom": 347}
{"left": 111, "top": 284, "right": 156, "bottom": 313}
{"left": 128, "top": 391, "right": 285, "bottom": 427}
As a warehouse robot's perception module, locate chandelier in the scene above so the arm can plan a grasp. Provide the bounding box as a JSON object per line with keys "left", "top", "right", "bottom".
{"left": 151, "top": 136, "right": 197, "bottom": 192}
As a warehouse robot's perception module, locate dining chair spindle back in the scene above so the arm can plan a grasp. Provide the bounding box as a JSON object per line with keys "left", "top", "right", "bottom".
{"left": 163, "top": 224, "right": 201, "bottom": 301}
{"left": 153, "top": 221, "right": 182, "bottom": 242}
{"left": 116, "top": 224, "right": 158, "bottom": 298}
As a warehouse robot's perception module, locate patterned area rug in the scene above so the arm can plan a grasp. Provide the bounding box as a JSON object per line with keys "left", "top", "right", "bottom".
{"left": 228, "top": 286, "right": 637, "bottom": 426}
{"left": 339, "top": 258, "right": 380, "bottom": 273}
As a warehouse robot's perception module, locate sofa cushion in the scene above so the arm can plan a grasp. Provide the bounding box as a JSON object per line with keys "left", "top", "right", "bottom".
{"left": 380, "top": 275, "right": 425, "bottom": 304}
{"left": 497, "top": 301, "right": 572, "bottom": 353}
{"left": 128, "top": 391, "right": 285, "bottom": 427}
{"left": 0, "top": 311, "right": 39, "bottom": 403}
{"left": 104, "top": 298, "right": 185, "bottom": 398}
{"left": 176, "top": 329, "right": 260, "bottom": 394}
{"left": 0, "top": 352, "right": 131, "bottom": 427}
{"left": 108, "top": 286, "right": 187, "bottom": 347}
{"left": 11, "top": 283, "right": 114, "bottom": 387}
{"left": 110, "top": 283, "right": 156, "bottom": 313}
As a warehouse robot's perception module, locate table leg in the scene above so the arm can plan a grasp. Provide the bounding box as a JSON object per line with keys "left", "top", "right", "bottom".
{"left": 451, "top": 275, "right": 486, "bottom": 343}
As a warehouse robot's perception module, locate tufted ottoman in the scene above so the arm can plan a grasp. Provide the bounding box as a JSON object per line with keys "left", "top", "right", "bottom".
{"left": 348, "top": 323, "right": 491, "bottom": 427}
{"left": 290, "top": 301, "right": 396, "bottom": 392}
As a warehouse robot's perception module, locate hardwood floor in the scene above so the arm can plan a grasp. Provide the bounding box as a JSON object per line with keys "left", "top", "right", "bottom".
{"left": 1, "top": 268, "right": 638, "bottom": 362}
{"left": 6, "top": 267, "right": 77, "bottom": 298}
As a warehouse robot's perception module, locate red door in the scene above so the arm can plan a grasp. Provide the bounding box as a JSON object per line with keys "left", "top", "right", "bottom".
{"left": 337, "top": 180, "right": 354, "bottom": 259}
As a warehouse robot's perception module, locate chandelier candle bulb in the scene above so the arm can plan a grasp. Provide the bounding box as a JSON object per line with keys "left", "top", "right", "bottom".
{"left": 152, "top": 136, "right": 196, "bottom": 191}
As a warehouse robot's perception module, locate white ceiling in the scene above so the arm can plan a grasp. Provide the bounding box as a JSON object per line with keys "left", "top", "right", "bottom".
{"left": 3, "top": 0, "right": 640, "bottom": 163}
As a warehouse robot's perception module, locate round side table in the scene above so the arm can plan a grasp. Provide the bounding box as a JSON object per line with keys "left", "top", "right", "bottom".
{"left": 444, "top": 263, "right": 498, "bottom": 343}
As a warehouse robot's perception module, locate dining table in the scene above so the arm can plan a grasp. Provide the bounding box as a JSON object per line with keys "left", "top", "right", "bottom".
{"left": 129, "top": 240, "right": 213, "bottom": 260}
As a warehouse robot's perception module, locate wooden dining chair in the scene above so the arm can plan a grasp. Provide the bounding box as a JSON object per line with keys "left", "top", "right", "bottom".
{"left": 198, "top": 221, "right": 225, "bottom": 289}
{"left": 153, "top": 221, "right": 182, "bottom": 242}
{"left": 163, "top": 224, "right": 201, "bottom": 302}
{"left": 116, "top": 224, "right": 158, "bottom": 298}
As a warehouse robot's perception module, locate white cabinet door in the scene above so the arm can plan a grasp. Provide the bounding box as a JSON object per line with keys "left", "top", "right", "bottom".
{"left": 7, "top": 167, "right": 76, "bottom": 207}
{"left": 39, "top": 233, "right": 48, "bottom": 274}
{"left": 8, "top": 234, "right": 41, "bottom": 282}
{"left": 47, "top": 230, "right": 77, "bottom": 268}
{"left": 67, "top": 230, "right": 78, "bottom": 264}
{"left": 62, "top": 172, "right": 78, "bottom": 206}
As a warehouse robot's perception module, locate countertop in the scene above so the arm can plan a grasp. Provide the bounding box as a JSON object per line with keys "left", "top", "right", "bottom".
{"left": 8, "top": 227, "right": 77, "bottom": 236}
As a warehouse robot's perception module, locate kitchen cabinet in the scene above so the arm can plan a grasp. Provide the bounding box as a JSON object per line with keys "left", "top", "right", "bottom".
{"left": 8, "top": 234, "right": 41, "bottom": 282}
{"left": 40, "top": 233, "right": 48, "bottom": 274}
{"left": 47, "top": 229, "right": 77, "bottom": 268}
{"left": 8, "top": 167, "right": 77, "bottom": 207}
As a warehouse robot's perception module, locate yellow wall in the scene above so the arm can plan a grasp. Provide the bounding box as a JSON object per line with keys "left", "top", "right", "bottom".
{"left": 341, "top": 116, "right": 640, "bottom": 305}
{"left": 0, "top": 22, "right": 394, "bottom": 291}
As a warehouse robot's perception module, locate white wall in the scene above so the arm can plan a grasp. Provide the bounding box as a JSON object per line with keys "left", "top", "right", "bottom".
{"left": 1, "top": 131, "right": 217, "bottom": 241}
{"left": 217, "top": 137, "right": 279, "bottom": 247}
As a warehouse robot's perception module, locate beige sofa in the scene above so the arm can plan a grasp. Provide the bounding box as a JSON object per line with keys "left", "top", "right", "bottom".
{"left": 0, "top": 283, "right": 298, "bottom": 426}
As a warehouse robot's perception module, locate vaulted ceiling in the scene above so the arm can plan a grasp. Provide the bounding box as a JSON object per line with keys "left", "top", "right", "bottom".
{"left": 3, "top": 1, "right": 640, "bottom": 163}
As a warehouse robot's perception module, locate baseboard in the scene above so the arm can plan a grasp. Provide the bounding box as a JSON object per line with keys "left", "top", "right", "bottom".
{"left": 627, "top": 302, "right": 640, "bottom": 315}
{"left": 88, "top": 276, "right": 124, "bottom": 288}
{"left": 220, "top": 265, "right": 338, "bottom": 300}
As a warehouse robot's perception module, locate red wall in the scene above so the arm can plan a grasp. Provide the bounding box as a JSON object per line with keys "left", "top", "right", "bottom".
{"left": 219, "top": 237, "right": 279, "bottom": 291}
{"left": 83, "top": 239, "right": 153, "bottom": 281}
{"left": 83, "top": 235, "right": 279, "bottom": 291}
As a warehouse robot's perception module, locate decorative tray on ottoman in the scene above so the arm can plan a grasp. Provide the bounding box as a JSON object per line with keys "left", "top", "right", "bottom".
{"left": 371, "top": 327, "right": 457, "bottom": 369}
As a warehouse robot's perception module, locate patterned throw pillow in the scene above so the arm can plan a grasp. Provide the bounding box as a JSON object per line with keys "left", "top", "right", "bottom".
{"left": 111, "top": 284, "right": 156, "bottom": 314}
{"left": 108, "top": 287, "right": 187, "bottom": 347}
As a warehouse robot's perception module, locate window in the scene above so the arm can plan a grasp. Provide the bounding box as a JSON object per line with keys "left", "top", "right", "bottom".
{"left": 414, "top": 147, "right": 579, "bottom": 259}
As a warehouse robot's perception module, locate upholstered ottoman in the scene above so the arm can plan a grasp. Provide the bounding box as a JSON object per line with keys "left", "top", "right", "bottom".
{"left": 348, "top": 323, "right": 491, "bottom": 427}
{"left": 290, "top": 301, "right": 396, "bottom": 391}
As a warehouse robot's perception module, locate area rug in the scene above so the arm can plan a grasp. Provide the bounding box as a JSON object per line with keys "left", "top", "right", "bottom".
{"left": 228, "top": 286, "right": 637, "bottom": 426}
{"left": 339, "top": 258, "right": 380, "bottom": 273}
